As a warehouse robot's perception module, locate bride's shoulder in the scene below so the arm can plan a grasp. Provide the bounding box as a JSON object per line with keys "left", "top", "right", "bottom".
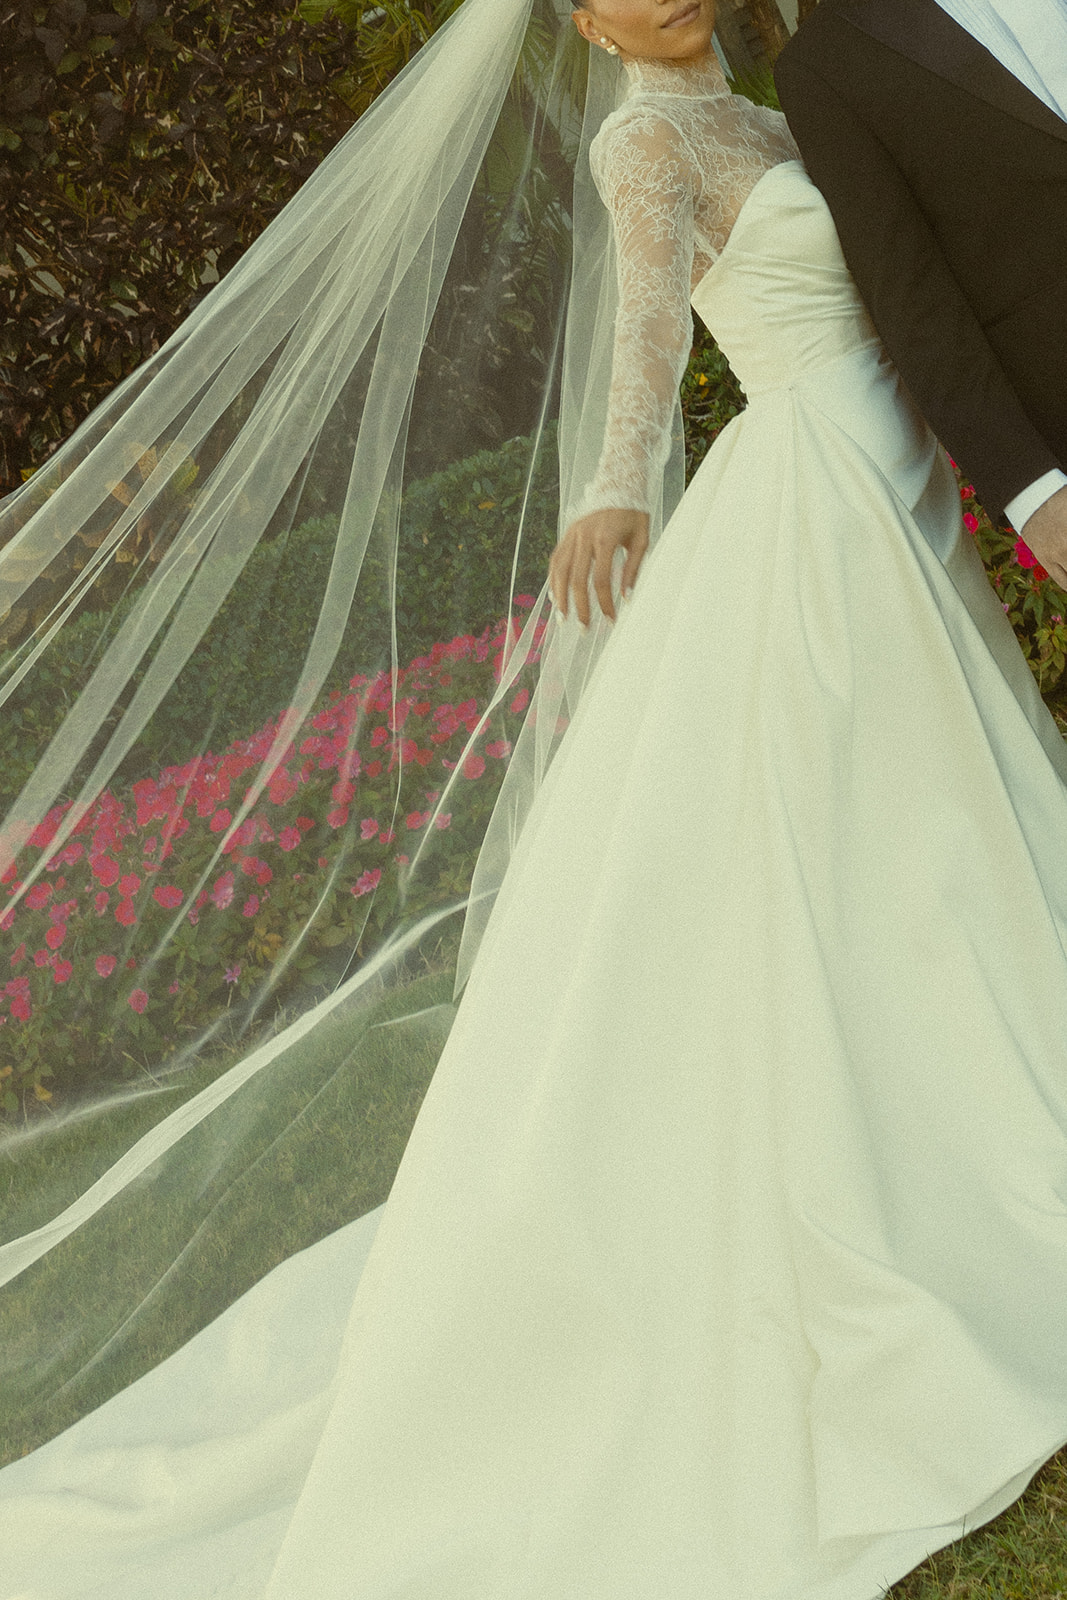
{"left": 589, "top": 101, "right": 693, "bottom": 191}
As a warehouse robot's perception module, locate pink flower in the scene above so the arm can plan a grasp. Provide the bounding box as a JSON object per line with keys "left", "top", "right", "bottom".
{"left": 485, "top": 739, "right": 511, "bottom": 760}
{"left": 115, "top": 899, "right": 137, "bottom": 927}
{"left": 405, "top": 810, "right": 428, "bottom": 831}
{"left": 0, "top": 910, "right": 14, "bottom": 933}
{"left": 90, "top": 854, "right": 120, "bottom": 887}
{"left": 327, "top": 805, "right": 349, "bottom": 830}
{"left": 153, "top": 885, "right": 184, "bottom": 909}
{"left": 169, "top": 981, "right": 180, "bottom": 994}
{"left": 53, "top": 959, "right": 73, "bottom": 985}
{"left": 33, "top": 948, "right": 51, "bottom": 968}
{"left": 359, "top": 818, "right": 379, "bottom": 841}
{"left": 379, "top": 829, "right": 395, "bottom": 846}
{"left": 514, "top": 594, "right": 536, "bottom": 608}
{"left": 462, "top": 754, "right": 486, "bottom": 780}
{"left": 510, "top": 688, "right": 530, "bottom": 715}
{"left": 10, "top": 994, "right": 31, "bottom": 1021}
{"left": 278, "top": 825, "right": 302, "bottom": 851}
{"left": 44, "top": 922, "right": 66, "bottom": 951}
{"left": 95, "top": 954, "right": 117, "bottom": 978}
{"left": 9, "top": 942, "right": 25, "bottom": 967}
{"left": 350, "top": 867, "right": 382, "bottom": 898}
{"left": 370, "top": 726, "right": 389, "bottom": 748}
{"left": 434, "top": 813, "right": 452, "bottom": 831}
{"left": 209, "top": 808, "right": 233, "bottom": 834}
{"left": 94, "top": 891, "right": 110, "bottom": 915}
{"left": 25, "top": 882, "right": 52, "bottom": 910}
{"left": 242, "top": 894, "right": 260, "bottom": 918}
{"left": 958, "top": 483, "right": 975, "bottom": 500}
{"left": 128, "top": 988, "right": 148, "bottom": 1014}
{"left": 211, "top": 871, "right": 235, "bottom": 910}
{"left": 118, "top": 872, "right": 141, "bottom": 898}
{"left": 224, "top": 963, "right": 242, "bottom": 984}
{"left": 365, "top": 760, "right": 383, "bottom": 778}
{"left": 963, "top": 512, "right": 979, "bottom": 534}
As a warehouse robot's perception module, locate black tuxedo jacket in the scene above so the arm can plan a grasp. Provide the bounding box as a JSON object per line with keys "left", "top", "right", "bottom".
{"left": 774, "top": 0, "right": 1067, "bottom": 522}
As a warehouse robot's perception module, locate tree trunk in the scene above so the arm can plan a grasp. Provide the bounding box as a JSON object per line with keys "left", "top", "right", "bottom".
{"left": 714, "top": 0, "right": 790, "bottom": 75}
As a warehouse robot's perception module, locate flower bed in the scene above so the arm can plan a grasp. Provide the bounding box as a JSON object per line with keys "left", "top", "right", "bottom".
{"left": 0, "top": 607, "right": 545, "bottom": 1117}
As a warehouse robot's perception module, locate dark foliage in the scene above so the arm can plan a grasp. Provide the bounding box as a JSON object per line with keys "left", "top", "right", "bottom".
{"left": 0, "top": 0, "right": 358, "bottom": 494}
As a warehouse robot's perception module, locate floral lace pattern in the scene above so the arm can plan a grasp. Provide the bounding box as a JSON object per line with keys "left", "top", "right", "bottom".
{"left": 578, "top": 55, "right": 798, "bottom": 519}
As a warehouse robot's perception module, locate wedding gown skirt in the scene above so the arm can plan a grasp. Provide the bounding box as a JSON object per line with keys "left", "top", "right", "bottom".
{"left": 5, "top": 161, "right": 1067, "bottom": 1600}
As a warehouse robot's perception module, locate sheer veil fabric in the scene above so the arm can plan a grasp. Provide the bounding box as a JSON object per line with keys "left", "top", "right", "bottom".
{"left": 0, "top": 0, "right": 658, "bottom": 1460}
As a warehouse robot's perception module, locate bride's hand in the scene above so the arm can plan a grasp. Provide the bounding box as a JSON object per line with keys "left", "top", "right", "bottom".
{"left": 548, "top": 508, "right": 650, "bottom": 627}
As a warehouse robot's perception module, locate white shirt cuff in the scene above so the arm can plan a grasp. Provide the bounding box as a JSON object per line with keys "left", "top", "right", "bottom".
{"left": 1004, "top": 469, "right": 1067, "bottom": 534}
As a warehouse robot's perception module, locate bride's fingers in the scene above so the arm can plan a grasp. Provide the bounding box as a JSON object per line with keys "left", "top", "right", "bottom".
{"left": 620, "top": 538, "right": 646, "bottom": 600}
{"left": 592, "top": 541, "right": 618, "bottom": 623}
{"left": 549, "top": 544, "right": 572, "bottom": 617}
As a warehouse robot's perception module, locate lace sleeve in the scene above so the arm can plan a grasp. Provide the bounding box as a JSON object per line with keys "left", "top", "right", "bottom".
{"left": 574, "top": 108, "right": 697, "bottom": 520}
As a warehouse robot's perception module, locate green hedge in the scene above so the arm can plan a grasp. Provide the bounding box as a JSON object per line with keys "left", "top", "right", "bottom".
{"left": 0, "top": 430, "right": 560, "bottom": 805}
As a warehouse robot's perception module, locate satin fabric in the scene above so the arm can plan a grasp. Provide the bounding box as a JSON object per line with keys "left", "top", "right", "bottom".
{"left": 4, "top": 161, "right": 1067, "bottom": 1599}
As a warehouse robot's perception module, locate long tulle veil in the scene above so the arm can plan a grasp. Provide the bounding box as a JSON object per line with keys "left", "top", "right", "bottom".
{"left": 0, "top": 0, "right": 685, "bottom": 1460}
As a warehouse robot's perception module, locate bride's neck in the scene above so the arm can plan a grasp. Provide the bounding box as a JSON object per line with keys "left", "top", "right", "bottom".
{"left": 621, "top": 52, "right": 730, "bottom": 99}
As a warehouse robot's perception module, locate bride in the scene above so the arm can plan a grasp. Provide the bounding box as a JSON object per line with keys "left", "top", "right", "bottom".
{"left": 3, "top": 0, "right": 1067, "bottom": 1594}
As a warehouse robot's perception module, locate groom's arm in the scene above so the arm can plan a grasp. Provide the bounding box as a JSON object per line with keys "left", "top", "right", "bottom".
{"left": 773, "top": 49, "right": 1063, "bottom": 526}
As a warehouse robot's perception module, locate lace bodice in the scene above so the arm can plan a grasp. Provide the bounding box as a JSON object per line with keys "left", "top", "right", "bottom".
{"left": 576, "top": 54, "right": 798, "bottom": 521}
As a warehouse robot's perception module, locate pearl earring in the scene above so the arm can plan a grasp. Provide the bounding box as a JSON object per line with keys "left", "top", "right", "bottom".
{"left": 599, "top": 35, "right": 619, "bottom": 54}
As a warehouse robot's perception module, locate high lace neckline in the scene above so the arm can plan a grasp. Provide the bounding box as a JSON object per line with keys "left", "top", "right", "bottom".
{"left": 622, "top": 52, "right": 732, "bottom": 101}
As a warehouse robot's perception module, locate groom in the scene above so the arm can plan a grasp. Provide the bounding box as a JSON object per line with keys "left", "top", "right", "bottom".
{"left": 774, "top": 0, "right": 1067, "bottom": 586}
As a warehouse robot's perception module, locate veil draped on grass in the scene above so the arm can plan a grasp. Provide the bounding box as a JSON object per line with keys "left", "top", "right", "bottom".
{"left": 0, "top": 0, "right": 685, "bottom": 1463}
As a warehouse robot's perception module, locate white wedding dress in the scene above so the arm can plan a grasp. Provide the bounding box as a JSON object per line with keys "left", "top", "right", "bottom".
{"left": 6, "top": 59, "right": 1067, "bottom": 1600}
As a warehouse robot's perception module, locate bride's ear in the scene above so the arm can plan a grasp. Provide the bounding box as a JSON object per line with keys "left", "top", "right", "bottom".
{"left": 571, "top": 8, "right": 599, "bottom": 44}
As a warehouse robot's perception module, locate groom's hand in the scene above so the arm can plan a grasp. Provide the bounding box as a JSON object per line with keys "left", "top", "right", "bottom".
{"left": 1021, "top": 487, "right": 1067, "bottom": 591}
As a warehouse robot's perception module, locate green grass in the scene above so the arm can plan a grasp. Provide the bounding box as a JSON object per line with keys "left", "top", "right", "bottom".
{"left": 889, "top": 1449, "right": 1067, "bottom": 1597}
{"left": 0, "top": 961, "right": 455, "bottom": 1465}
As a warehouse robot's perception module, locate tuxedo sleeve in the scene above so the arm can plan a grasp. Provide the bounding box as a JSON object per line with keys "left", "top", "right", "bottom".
{"left": 774, "top": 49, "right": 1063, "bottom": 522}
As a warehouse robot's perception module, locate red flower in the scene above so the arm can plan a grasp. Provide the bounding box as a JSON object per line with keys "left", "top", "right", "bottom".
{"left": 128, "top": 988, "right": 148, "bottom": 1014}
{"left": 25, "top": 882, "right": 52, "bottom": 910}
{"left": 365, "top": 760, "right": 383, "bottom": 779}
{"left": 211, "top": 871, "right": 235, "bottom": 910}
{"left": 405, "top": 810, "right": 428, "bottom": 831}
{"left": 242, "top": 894, "right": 260, "bottom": 918}
{"left": 1015, "top": 538, "right": 1050, "bottom": 583}
{"left": 45, "top": 922, "right": 66, "bottom": 951}
{"left": 485, "top": 739, "right": 511, "bottom": 760}
{"left": 462, "top": 754, "right": 486, "bottom": 780}
{"left": 115, "top": 899, "right": 138, "bottom": 927}
{"left": 153, "top": 885, "right": 184, "bottom": 909}
{"left": 277, "top": 826, "right": 301, "bottom": 852}
{"left": 94, "top": 891, "right": 110, "bottom": 915}
{"left": 963, "top": 512, "right": 979, "bottom": 534}
{"left": 360, "top": 818, "right": 379, "bottom": 841}
{"left": 118, "top": 873, "right": 141, "bottom": 898}
{"left": 209, "top": 808, "right": 233, "bottom": 834}
{"left": 10, "top": 994, "right": 31, "bottom": 1021}
{"left": 53, "top": 959, "right": 73, "bottom": 985}
{"left": 0, "top": 910, "right": 13, "bottom": 933}
{"left": 9, "top": 942, "right": 25, "bottom": 967}
{"left": 95, "top": 954, "right": 117, "bottom": 978}
{"left": 33, "top": 948, "right": 51, "bottom": 967}
{"left": 327, "top": 805, "right": 349, "bottom": 830}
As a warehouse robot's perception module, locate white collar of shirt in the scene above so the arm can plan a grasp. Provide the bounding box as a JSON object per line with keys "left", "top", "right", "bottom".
{"left": 933, "top": 0, "right": 1067, "bottom": 120}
